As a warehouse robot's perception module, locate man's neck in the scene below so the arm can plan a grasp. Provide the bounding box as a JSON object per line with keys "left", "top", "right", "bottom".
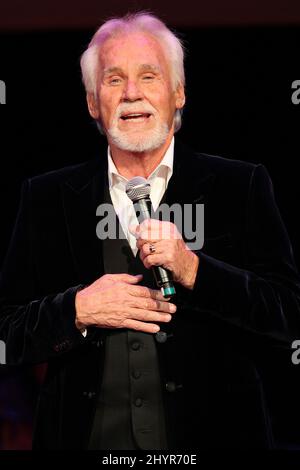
{"left": 108, "top": 132, "right": 174, "bottom": 180}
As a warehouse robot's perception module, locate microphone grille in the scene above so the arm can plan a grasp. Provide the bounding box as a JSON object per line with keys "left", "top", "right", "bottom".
{"left": 125, "top": 177, "right": 151, "bottom": 201}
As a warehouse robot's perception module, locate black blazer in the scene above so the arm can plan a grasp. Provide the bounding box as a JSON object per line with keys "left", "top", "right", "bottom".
{"left": 0, "top": 139, "right": 300, "bottom": 449}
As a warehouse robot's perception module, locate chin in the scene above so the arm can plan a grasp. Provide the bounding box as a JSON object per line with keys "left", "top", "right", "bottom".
{"left": 108, "top": 124, "right": 169, "bottom": 153}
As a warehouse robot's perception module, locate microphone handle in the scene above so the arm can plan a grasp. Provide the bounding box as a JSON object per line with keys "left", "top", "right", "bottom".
{"left": 133, "top": 197, "right": 176, "bottom": 298}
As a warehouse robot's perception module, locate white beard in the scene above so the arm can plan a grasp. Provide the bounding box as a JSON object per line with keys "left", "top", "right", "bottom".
{"left": 106, "top": 99, "right": 170, "bottom": 152}
{"left": 107, "top": 120, "right": 170, "bottom": 152}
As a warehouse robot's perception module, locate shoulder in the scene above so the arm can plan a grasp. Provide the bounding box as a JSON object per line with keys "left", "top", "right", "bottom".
{"left": 25, "top": 155, "right": 105, "bottom": 198}
{"left": 28, "top": 158, "right": 100, "bottom": 187}
{"left": 175, "top": 139, "right": 267, "bottom": 187}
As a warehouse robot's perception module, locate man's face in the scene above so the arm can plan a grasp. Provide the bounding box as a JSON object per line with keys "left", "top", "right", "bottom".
{"left": 87, "top": 32, "right": 185, "bottom": 152}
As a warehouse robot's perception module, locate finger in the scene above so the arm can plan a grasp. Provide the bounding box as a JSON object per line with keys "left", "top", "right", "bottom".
{"left": 143, "top": 253, "right": 167, "bottom": 269}
{"left": 135, "top": 219, "right": 165, "bottom": 242}
{"left": 129, "top": 219, "right": 151, "bottom": 239}
{"left": 127, "top": 307, "right": 173, "bottom": 323}
{"left": 128, "top": 285, "right": 169, "bottom": 302}
{"left": 139, "top": 242, "right": 163, "bottom": 259}
{"left": 107, "top": 273, "right": 143, "bottom": 284}
{"left": 137, "top": 230, "right": 162, "bottom": 243}
{"left": 138, "top": 222, "right": 181, "bottom": 242}
{"left": 122, "top": 319, "right": 160, "bottom": 334}
{"left": 131, "top": 297, "right": 176, "bottom": 314}
{"left": 136, "top": 238, "right": 148, "bottom": 250}
{"left": 129, "top": 224, "right": 139, "bottom": 238}
{"left": 136, "top": 239, "right": 148, "bottom": 252}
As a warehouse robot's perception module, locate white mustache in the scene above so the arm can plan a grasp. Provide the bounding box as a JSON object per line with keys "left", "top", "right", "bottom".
{"left": 115, "top": 102, "right": 156, "bottom": 119}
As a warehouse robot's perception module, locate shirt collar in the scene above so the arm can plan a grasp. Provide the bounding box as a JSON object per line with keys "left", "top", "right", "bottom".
{"left": 107, "top": 137, "right": 174, "bottom": 190}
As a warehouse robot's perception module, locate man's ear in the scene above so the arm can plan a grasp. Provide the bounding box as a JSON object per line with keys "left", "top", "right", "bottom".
{"left": 175, "top": 83, "right": 186, "bottom": 110}
{"left": 86, "top": 92, "right": 100, "bottom": 119}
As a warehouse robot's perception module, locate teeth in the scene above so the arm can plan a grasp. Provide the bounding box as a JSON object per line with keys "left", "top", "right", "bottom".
{"left": 122, "top": 113, "right": 149, "bottom": 119}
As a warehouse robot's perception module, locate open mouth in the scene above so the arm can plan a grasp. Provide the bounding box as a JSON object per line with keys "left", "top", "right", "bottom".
{"left": 120, "top": 113, "right": 151, "bottom": 121}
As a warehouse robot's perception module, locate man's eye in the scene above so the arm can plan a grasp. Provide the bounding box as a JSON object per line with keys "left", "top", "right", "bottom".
{"left": 142, "top": 75, "right": 155, "bottom": 81}
{"left": 109, "top": 77, "right": 122, "bottom": 85}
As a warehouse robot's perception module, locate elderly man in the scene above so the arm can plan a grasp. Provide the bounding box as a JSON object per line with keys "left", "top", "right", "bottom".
{"left": 0, "top": 12, "right": 300, "bottom": 450}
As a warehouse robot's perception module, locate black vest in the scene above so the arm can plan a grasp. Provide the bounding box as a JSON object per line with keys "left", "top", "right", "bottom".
{"left": 88, "top": 184, "right": 168, "bottom": 450}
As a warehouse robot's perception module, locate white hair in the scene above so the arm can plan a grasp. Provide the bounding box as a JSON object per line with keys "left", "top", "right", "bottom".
{"left": 80, "top": 12, "right": 185, "bottom": 132}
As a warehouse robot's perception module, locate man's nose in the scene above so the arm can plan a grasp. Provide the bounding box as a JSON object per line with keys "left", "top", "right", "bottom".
{"left": 122, "top": 79, "right": 143, "bottom": 101}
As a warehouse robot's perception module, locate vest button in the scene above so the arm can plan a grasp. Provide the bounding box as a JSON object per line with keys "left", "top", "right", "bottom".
{"left": 132, "top": 370, "right": 142, "bottom": 379}
{"left": 155, "top": 331, "right": 167, "bottom": 343}
{"left": 134, "top": 398, "right": 143, "bottom": 407}
{"left": 83, "top": 391, "right": 96, "bottom": 399}
{"left": 165, "top": 381, "right": 177, "bottom": 393}
{"left": 131, "top": 341, "right": 141, "bottom": 351}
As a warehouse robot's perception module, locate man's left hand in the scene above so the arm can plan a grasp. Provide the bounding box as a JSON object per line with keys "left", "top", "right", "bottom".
{"left": 131, "top": 219, "right": 199, "bottom": 290}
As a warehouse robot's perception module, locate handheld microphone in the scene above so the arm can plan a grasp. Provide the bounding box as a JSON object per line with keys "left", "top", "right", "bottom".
{"left": 126, "top": 177, "right": 176, "bottom": 298}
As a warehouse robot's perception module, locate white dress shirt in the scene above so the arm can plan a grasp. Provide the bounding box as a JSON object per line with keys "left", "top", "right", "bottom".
{"left": 107, "top": 138, "right": 174, "bottom": 256}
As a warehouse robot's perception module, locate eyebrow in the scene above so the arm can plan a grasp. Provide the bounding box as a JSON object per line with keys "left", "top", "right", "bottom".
{"left": 103, "top": 64, "right": 162, "bottom": 76}
{"left": 138, "top": 64, "right": 161, "bottom": 74}
{"left": 103, "top": 67, "right": 124, "bottom": 77}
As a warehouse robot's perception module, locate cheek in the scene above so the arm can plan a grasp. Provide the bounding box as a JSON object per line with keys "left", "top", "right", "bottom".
{"left": 99, "top": 96, "right": 118, "bottom": 122}
{"left": 152, "top": 90, "right": 177, "bottom": 116}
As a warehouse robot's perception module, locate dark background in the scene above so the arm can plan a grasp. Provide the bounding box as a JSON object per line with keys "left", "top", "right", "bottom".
{"left": 0, "top": 1, "right": 300, "bottom": 450}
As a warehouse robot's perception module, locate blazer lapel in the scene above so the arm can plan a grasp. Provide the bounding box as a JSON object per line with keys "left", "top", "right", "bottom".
{"left": 165, "top": 139, "right": 215, "bottom": 207}
{"left": 164, "top": 140, "right": 215, "bottom": 250}
{"left": 61, "top": 156, "right": 108, "bottom": 284}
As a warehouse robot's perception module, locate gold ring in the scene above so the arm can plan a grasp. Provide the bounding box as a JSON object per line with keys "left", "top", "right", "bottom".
{"left": 149, "top": 243, "right": 156, "bottom": 254}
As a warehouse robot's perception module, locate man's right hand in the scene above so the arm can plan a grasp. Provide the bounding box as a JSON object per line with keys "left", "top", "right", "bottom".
{"left": 75, "top": 273, "right": 176, "bottom": 334}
